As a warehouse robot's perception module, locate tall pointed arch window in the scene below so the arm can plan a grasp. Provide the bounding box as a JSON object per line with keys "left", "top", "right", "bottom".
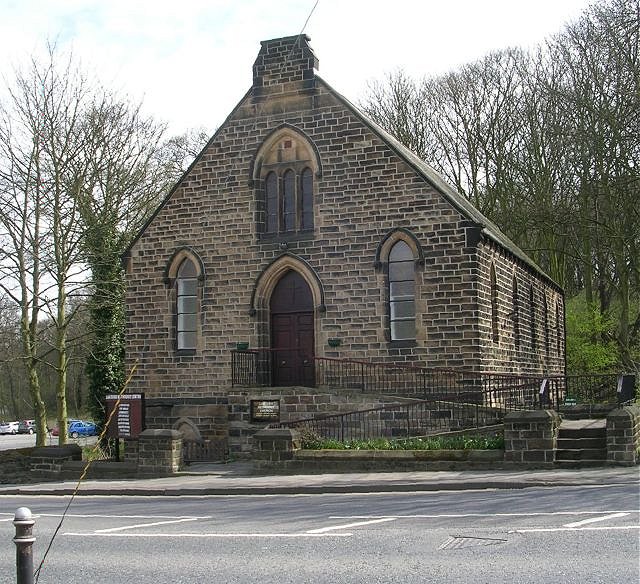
{"left": 490, "top": 263, "right": 499, "bottom": 343}
{"left": 389, "top": 240, "right": 416, "bottom": 341}
{"left": 543, "top": 294, "right": 550, "bottom": 357}
{"left": 529, "top": 286, "right": 537, "bottom": 350}
{"left": 176, "top": 258, "right": 198, "bottom": 350}
{"left": 256, "top": 130, "right": 318, "bottom": 237}
{"left": 555, "top": 301, "right": 562, "bottom": 355}
{"left": 512, "top": 276, "right": 520, "bottom": 349}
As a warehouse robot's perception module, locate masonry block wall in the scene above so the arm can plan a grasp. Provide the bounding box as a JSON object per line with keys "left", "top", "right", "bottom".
{"left": 137, "top": 429, "right": 183, "bottom": 475}
{"left": 606, "top": 405, "right": 640, "bottom": 466}
{"left": 504, "top": 409, "right": 561, "bottom": 466}
{"left": 477, "top": 241, "right": 565, "bottom": 375}
{"left": 123, "top": 35, "right": 566, "bottom": 446}
{"left": 124, "top": 35, "right": 565, "bottom": 398}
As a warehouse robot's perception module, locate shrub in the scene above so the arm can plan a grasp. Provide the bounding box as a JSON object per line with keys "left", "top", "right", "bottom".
{"left": 300, "top": 433, "right": 504, "bottom": 451}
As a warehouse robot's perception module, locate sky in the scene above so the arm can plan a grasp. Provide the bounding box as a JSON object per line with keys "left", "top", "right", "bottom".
{"left": 0, "top": 0, "right": 594, "bottom": 136}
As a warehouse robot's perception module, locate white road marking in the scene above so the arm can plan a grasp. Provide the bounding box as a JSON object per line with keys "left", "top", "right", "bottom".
{"left": 510, "top": 525, "right": 640, "bottom": 533}
{"left": 64, "top": 532, "right": 353, "bottom": 538}
{"left": 329, "top": 510, "right": 639, "bottom": 520}
{"left": 39, "top": 513, "right": 209, "bottom": 519}
{"left": 306, "top": 517, "right": 397, "bottom": 533}
{"left": 563, "top": 512, "right": 630, "bottom": 528}
{"left": 95, "top": 517, "right": 202, "bottom": 533}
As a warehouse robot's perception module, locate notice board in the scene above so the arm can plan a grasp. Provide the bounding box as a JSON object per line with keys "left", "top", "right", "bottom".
{"left": 105, "top": 393, "right": 145, "bottom": 438}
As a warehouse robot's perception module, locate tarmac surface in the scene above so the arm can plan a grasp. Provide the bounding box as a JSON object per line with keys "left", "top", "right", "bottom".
{"left": 0, "top": 462, "right": 637, "bottom": 497}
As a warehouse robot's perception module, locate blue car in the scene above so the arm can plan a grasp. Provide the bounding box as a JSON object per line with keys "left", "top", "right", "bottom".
{"left": 68, "top": 421, "right": 97, "bottom": 438}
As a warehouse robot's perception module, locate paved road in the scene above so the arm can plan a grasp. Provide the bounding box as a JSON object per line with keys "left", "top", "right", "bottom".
{"left": 1, "top": 483, "right": 638, "bottom": 583}
{"left": 0, "top": 433, "right": 97, "bottom": 451}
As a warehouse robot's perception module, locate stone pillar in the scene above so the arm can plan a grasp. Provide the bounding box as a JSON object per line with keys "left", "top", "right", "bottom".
{"left": 606, "top": 405, "right": 640, "bottom": 466}
{"left": 504, "top": 410, "right": 561, "bottom": 466}
{"left": 29, "top": 444, "right": 82, "bottom": 479}
{"left": 137, "top": 429, "right": 183, "bottom": 476}
{"left": 122, "top": 438, "right": 139, "bottom": 464}
{"left": 253, "top": 428, "right": 300, "bottom": 463}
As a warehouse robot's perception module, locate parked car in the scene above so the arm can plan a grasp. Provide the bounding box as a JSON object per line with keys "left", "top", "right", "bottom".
{"left": 17, "top": 420, "right": 36, "bottom": 434}
{"left": 0, "top": 421, "right": 19, "bottom": 435}
{"left": 67, "top": 421, "right": 98, "bottom": 438}
{"left": 50, "top": 419, "right": 81, "bottom": 436}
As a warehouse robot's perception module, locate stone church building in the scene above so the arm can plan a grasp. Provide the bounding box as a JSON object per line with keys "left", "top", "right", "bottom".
{"left": 123, "top": 36, "right": 565, "bottom": 456}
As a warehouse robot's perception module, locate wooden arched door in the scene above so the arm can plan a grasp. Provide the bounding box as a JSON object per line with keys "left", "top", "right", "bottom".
{"left": 270, "top": 270, "right": 315, "bottom": 386}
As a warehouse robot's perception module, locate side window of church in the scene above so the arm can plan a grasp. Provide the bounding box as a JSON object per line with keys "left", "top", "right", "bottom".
{"left": 389, "top": 240, "right": 416, "bottom": 341}
{"left": 176, "top": 258, "right": 198, "bottom": 350}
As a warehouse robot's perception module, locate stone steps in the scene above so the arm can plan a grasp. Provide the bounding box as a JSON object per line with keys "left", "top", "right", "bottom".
{"left": 555, "top": 419, "right": 607, "bottom": 467}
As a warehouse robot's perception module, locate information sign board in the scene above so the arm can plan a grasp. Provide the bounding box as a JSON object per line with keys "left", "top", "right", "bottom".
{"left": 105, "top": 393, "right": 145, "bottom": 438}
{"left": 250, "top": 399, "right": 280, "bottom": 423}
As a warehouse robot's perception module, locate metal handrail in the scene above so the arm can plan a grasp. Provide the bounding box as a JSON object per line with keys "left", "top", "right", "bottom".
{"left": 231, "top": 349, "right": 634, "bottom": 407}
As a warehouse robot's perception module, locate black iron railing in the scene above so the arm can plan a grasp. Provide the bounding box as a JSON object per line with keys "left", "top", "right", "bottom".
{"left": 232, "top": 348, "right": 311, "bottom": 387}
{"left": 270, "top": 389, "right": 523, "bottom": 442}
{"left": 232, "top": 349, "right": 636, "bottom": 408}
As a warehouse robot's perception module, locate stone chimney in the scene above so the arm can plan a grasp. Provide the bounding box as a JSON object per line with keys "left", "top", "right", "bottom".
{"left": 252, "top": 35, "right": 318, "bottom": 97}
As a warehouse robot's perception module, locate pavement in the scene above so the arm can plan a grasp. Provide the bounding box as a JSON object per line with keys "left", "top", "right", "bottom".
{"left": 0, "top": 462, "right": 638, "bottom": 497}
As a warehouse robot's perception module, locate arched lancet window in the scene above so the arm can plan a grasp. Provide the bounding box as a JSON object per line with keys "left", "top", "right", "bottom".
{"left": 512, "top": 276, "right": 520, "bottom": 349}
{"left": 490, "top": 263, "right": 499, "bottom": 343}
{"left": 283, "top": 169, "right": 296, "bottom": 231}
{"left": 176, "top": 258, "right": 198, "bottom": 350}
{"left": 529, "top": 286, "right": 537, "bottom": 350}
{"left": 301, "top": 168, "right": 314, "bottom": 230}
{"left": 543, "top": 294, "right": 550, "bottom": 356}
{"left": 265, "top": 172, "right": 278, "bottom": 233}
{"left": 255, "top": 130, "right": 317, "bottom": 236}
{"left": 389, "top": 240, "right": 416, "bottom": 341}
{"left": 555, "top": 301, "right": 562, "bottom": 355}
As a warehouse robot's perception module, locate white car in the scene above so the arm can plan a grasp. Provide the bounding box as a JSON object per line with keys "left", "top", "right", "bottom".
{"left": 0, "top": 421, "right": 19, "bottom": 435}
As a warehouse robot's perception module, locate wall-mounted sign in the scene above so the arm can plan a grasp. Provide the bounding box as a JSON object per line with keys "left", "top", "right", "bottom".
{"left": 105, "top": 393, "right": 145, "bottom": 438}
{"left": 250, "top": 399, "right": 280, "bottom": 423}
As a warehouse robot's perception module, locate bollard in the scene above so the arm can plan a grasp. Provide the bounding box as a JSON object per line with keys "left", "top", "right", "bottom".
{"left": 13, "top": 507, "right": 35, "bottom": 584}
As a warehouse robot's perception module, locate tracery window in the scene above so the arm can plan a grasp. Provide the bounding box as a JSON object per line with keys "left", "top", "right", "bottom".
{"left": 259, "top": 133, "right": 316, "bottom": 236}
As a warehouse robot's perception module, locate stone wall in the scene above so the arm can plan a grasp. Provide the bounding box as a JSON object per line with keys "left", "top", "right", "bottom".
{"left": 477, "top": 240, "right": 565, "bottom": 375}
{"left": 606, "top": 405, "right": 640, "bottom": 466}
{"left": 503, "top": 410, "right": 561, "bottom": 466}
{"left": 137, "top": 429, "right": 183, "bottom": 476}
{"left": 123, "top": 35, "right": 562, "bottom": 407}
{"left": 29, "top": 444, "right": 82, "bottom": 479}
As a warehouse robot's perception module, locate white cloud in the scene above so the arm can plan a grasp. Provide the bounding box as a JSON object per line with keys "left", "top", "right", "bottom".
{"left": 0, "top": 0, "right": 592, "bottom": 135}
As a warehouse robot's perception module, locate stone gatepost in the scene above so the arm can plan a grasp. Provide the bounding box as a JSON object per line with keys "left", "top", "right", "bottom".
{"left": 606, "top": 405, "right": 640, "bottom": 466}
{"left": 253, "top": 428, "right": 300, "bottom": 463}
{"left": 29, "top": 444, "right": 83, "bottom": 479}
{"left": 137, "top": 429, "right": 183, "bottom": 476}
{"left": 504, "top": 410, "right": 561, "bottom": 466}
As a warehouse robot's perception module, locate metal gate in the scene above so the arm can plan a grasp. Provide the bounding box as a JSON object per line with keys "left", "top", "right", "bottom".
{"left": 182, "top": 438, "right": 229, "bottom": 463}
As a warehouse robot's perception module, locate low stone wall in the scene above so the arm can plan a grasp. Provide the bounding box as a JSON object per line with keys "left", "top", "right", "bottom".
{"left": 503, "top": 410, "right": 561, "bottom": 466}
{"left": 252, "top": 427, "right": 504, "bottom": 473}
{"left": 29, "top": 444, "right": 82, "bottom": 479}
{"left": 282, "top": 448, "right": 505, "bottom": 473}
{"left": 606, "top": 405, "right": 640, "bottom": 466}
{"left": 137, "top": 429, "right": 183, "bottom": 476}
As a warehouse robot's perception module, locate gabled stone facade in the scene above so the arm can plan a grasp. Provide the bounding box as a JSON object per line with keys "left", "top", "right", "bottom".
{"left": 123, "top": 35, "right": 565, "bottom": 454}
